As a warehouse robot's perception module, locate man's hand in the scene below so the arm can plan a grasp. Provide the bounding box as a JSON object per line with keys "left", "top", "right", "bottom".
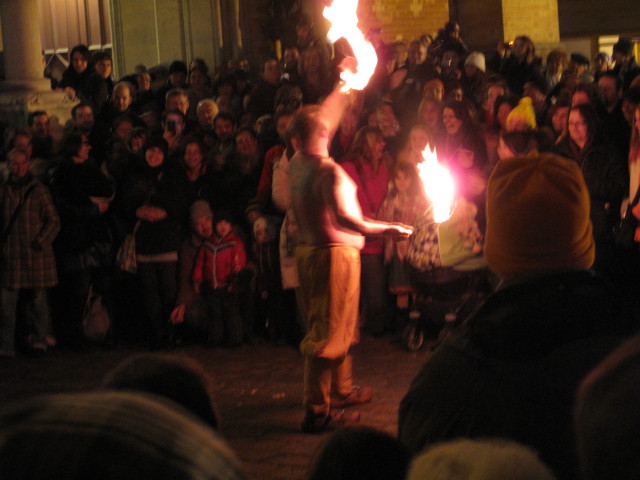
{"left": 170, "top": 304, "right": 186, "bottom": 324}
{"left": 384, "top": 223, "right": 413, "bottom": 238}
{"left": 98, "top": 200, "right": 110, "bottom": 214}
{"left": 339, "top": 56, "right": 358, "bottom": 75}
{"left": 136, "top": 205, "right": 168, "bottom": 222}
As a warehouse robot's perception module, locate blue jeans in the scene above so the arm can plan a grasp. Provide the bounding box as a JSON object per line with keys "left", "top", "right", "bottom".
{"left": 0, "top": 287, "right": 50, "bottom": 355}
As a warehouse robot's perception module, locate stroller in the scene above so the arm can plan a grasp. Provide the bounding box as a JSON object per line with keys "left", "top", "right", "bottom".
{"left": 402, "top": 200, "right": 493, "bottom": 351}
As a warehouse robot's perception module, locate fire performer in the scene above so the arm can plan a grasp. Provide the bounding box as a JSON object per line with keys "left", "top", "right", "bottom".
{"left": 289, "top": 70, "right": 412, "bottom": 433}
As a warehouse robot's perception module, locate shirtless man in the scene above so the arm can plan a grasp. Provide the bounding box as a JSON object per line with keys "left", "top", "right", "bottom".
{"left": 289, "top": 88, "right": 412, "bottom": 433}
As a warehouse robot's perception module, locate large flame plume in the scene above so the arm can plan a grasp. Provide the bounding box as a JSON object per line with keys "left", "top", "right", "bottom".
{"left": 418, "top": 146, "right": 455, "bottom": 223}
{"left": 323, "top": 0, "right": 378, "bottom": 91}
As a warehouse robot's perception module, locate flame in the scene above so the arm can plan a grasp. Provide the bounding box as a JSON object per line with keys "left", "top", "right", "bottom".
{"left": 323, "top": 0, "right": 377, "bottom": 92}
{"left": 418, "top": 145, "right": 455, "bottom": 223}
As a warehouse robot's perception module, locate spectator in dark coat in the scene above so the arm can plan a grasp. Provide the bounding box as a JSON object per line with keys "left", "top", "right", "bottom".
{"left": 399, "top": 145, "right": 635, "bottom": 480}
{"left": 116, "top": 137, "right": 188, "bottom": 349}
{"left": 487, "top": 35, "right": 542, "bottom": 97}
{"left": 49, "top": 132, "right": 114, "bottom": 349}
{"left": 575, "top": 335, "right": 640, "bottom": 480}
{"left": 169, "top": 200, "right": 212, "bottom": 343}
{"left": 554, "top": 104, "right": 627, "bottom": 277}
{"left": 58, "top": 44, "right": 108, "bottom": 113}
{"left": 245, "top": 58, "right": 282, "bottom": 119}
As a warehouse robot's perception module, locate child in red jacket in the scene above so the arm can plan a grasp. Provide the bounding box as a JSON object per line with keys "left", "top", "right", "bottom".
{"left": 192, "top": 210, "right": 246, "bottom": 347}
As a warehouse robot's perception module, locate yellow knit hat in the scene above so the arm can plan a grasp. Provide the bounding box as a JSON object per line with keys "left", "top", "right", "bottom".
{"left": 505, "top": 96, "right": 537, "bottom": 132}
{"left": 484, "top": 152, "right": 595, "bottom": 277}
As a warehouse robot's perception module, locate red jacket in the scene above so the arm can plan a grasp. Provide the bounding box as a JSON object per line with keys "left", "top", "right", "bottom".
{"left": 192, "top": 232, "right": 246, "bottom": 289}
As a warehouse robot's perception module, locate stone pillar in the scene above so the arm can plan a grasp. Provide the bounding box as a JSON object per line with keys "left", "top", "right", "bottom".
{"left": 0, "top": 0, "right": 75, "bottom": 128}
{"left": 0, "top": 0, "right": 50, "bottom": 90}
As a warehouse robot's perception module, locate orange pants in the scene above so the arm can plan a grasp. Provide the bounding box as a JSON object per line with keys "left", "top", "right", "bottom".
{"left": 296, "top": 244, "right": 360, "bottom": 414}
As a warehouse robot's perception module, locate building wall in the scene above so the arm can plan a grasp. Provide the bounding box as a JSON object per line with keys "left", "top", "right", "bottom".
{"left": 109, "top": 0, "right": 236, "bottom": 78}
{"left": 558, "top": 0, "right": 640, "bottom": 37}
{"left": 297, "top": 0, "right": 449, "bottom": 49}
{"left": 452, "top": 0, "right": 503, "bottom": 53}
{"left": 453, "top": 0, "right": 560, "bottom": 58}
{"left": 359, "top": 0, "right": 450, "bottom": 42}
{"left": 502, "top": 0, "right": 559, "bottom": 44}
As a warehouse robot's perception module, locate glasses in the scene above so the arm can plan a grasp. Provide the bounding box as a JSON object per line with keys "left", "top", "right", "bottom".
{"left": 236, "top": 137, "right": 255, "bottom": 145}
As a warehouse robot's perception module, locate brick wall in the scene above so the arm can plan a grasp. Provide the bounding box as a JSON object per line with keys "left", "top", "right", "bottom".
{"left": 358, "top": 0, "right": 450, "bottom": 43}
{"left": 558, "top": 0, "right": 640, "bottom": 37}
{"left": 501, "top": 0, "right": 559, "bottom": 44}
{"left": 302, "top": 0, "right": 451, "bottom": 46}
{"left": 454, "top": 0, "right": 504, "bottom": 54}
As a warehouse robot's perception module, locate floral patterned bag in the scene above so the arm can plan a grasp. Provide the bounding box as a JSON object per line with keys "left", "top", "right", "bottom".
{"left": 406, "top": 209, "right": 442, "bottom": 272}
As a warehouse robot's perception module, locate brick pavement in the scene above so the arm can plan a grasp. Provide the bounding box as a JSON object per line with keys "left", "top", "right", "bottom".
{"left": 0, "top": 335, "right": 430, "bottom": 480}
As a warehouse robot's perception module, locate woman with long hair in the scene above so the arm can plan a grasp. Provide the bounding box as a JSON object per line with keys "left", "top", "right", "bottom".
{"left": 49, "top": 132, "right": 114, "bottom": 348}
{"left": 116, "top": 137, "right": 189, "bottom": 348}
{"left": 342, "top": 126, "right": 394, "bottom": 336}
{"left": 435, "top": 100, "right": 487, "bottom": 231}
{"left": 397, "top": 124, "right": 431, "bottom": 166}
{"left": 298, "top": 45, "right": 335, "bottom": 105}
{"left": 58, "top": 45, "right": 107, "bottom": 112}
{"left": 554, "top": 103, "right": 627, "bottom": 274}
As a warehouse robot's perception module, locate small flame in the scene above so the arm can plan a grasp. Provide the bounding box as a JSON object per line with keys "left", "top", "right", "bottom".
{"left": 418, "top": 145, "right": 455, "bottom": 223}
{"left": 323, "top": 0, "right": 378, "bottom": 91}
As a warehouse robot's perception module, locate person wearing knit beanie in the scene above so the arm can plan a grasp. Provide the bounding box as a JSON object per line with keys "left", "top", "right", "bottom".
{"left": 190, "top": 199, "right": 213, "bottom": 224}
{"left": 399, "top": 135, "right": 631, "bottom": 480}
{"left": 484, "top": 152, "right": 595, "bottom": 277}
{"left": 464, "top": 51, "right": 486, "bottom": 73}
{"left": 505, "top": 96, "right": 537, "bottom": 132}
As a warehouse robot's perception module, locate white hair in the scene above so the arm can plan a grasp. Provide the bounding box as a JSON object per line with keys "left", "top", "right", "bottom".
{"left": 407, "top": 438, "right": 556, "bottom": 480}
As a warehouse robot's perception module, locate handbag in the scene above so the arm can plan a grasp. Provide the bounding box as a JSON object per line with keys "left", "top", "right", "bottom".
{"left": 83, "top": 284, "right": 111, "bottom": 342}
{"left": 116, "top": 221, "right": 140, "bottom": 274}
{"left": 613, "top": 188, "right": 640, "bottom": 249}
{"left": 406, "top": 209, "right": 442, "bottom": 272}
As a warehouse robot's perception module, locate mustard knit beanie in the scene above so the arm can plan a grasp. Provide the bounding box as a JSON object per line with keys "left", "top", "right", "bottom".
{"left": 506, "top": 96, "right": 537, "bottom": 132}
{"left": 485, "top": 152, "right": 595, "bottom": 277}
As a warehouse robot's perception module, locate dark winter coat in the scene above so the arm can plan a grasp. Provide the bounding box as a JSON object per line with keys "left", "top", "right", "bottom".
{"left": 554, "top": 137, "right": 628, "bottom": 245}
{"left": 59, "top": 69, "right": 108, "bottom": 113}
{"left": 398, "top": 270, "right": 636, "bottom": 480}
{"left": 49, "top": 160, "right": 114, "bottom": 272}
{"left": 116, "top": 159, "right": 189, "bottom": 256}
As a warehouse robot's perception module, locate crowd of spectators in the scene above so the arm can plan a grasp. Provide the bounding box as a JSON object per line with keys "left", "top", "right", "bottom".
{"left": 1, "top": 21, "right": 639, "bottom": 355}
{"left": 1, "top": 16, "right": 640, "bottom": 480}
{"left": 0, "top": 19, "right": 637, "bottom": 356}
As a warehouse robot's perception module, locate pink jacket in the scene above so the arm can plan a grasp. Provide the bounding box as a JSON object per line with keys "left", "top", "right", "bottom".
{"left": 342, "top": 158, "right": 390, "bottom": 255}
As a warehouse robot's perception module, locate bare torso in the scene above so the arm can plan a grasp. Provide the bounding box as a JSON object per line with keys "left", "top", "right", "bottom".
{"left": 289, "top": 152, "right": 365, "bottom": 249}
